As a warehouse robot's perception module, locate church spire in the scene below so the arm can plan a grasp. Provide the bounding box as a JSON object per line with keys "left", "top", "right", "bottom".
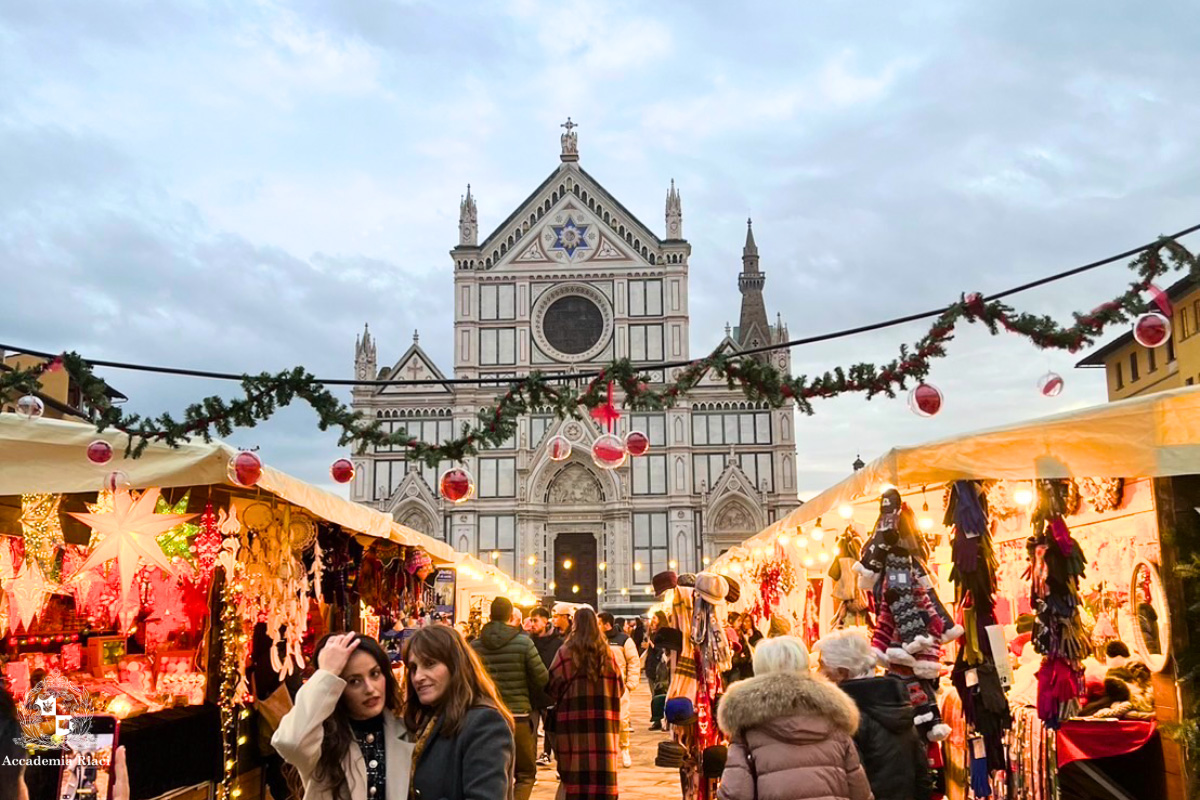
{"left": 355, "top": 323, "right": 377, "bottom": 381}
{"left": 458, "top": 184, "right": 478, "bottom": 246}
{"left": 665, "top": 179, "right": 683, "bottom": 239}
{"left": 737, "top": 218, "right": 770, "bottom": 360}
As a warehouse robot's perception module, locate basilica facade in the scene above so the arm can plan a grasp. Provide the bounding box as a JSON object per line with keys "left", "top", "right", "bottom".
{"left": 349, "top": 123, "right": 799, "bottom": 611}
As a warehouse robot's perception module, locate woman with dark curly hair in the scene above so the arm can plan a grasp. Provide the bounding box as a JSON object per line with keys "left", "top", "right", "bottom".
{"left": 273, "top": 632, "right": 414, "bottom": 800}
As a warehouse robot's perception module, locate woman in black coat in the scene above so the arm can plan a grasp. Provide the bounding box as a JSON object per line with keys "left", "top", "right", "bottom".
{"left": 816, "top": 629, "right": 932, "bottom": 800}
{"left": 404, "top": 625, "right": 516, "bottom": 800}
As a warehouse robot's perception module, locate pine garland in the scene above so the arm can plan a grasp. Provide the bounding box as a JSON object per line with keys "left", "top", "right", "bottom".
{"left": 1, "top": 237, "right": 1196, "bottom": 466}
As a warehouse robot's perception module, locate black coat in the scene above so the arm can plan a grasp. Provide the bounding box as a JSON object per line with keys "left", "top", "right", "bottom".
{"left": 838, "top": 676, "right": 932, "bottom": 800}
{"left": 531, "top": 632, "right": 564, "bottom": 710}
{"left": 412, "top": 707, "right": 515, "bottom": 800}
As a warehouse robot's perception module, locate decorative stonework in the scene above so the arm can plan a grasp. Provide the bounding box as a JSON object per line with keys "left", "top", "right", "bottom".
{"left": 713, "top": 502, "right": 753, "bottom": 532}
{"left": 531, "top": 283, "right": 614, "bottom": 363}
{"left": 547, "top": 464, "right": 604, "bottom": 504}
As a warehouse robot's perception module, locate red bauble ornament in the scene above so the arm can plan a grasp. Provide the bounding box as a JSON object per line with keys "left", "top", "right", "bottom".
{"left": 908, "top": 383, "right": 943, "bottom": 417}
{"left": 546, "top": 435, "right": 572, "bottom": 462}
{"left": 230, "top": 450, "right": 263, "bottom": 486}
{"left": 591, "top": 434, "right": 627, "bottom": 470}
{"left": 1133, "top": 312, "right": 1171, "bottom": 348}
{"left": 103, "top": 470, "right": 131, "bottom": 492}
{"left": 624, "top": 431, "right": 650, "bottom": 457}
{"left": 1038, "top": 372, "right": 1065, "bottom": 398}
{"left": 330, "top": 458, "right": 355, "bottom": 484}
{"left": 439, "top": 468, "right": 475, "bottom": 504}
{"left": 86, "top": 440, "right": 113, "bottom": 465}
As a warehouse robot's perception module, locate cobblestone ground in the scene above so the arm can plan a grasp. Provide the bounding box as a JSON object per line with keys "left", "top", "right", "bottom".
{"left": 531, "top": 678, "right": 683, "bottom": 799}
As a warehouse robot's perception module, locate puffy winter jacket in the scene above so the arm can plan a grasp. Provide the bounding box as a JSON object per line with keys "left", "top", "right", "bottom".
{"left": 716, "top": 671, "right": 872, "bottom": 800}
{"left": 605, "top": 629, "right": 641, "bottom": 691}
{"left": 471, "top": 621, "right": 550, "bottom": 715}
{"left": 839, "top": 676, "right": 931, "bottom": 800}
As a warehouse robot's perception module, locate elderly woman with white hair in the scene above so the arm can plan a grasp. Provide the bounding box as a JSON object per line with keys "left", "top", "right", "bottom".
{"left": 716, "top": 636, "right": 872, "bottom": 800}
{"left": 815, "top": 629, "right": 931, "bottom": 800}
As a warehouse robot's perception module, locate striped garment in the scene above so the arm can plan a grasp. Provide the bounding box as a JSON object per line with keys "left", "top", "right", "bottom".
{"left": 548, "top": 646, "right": 624, "bottom": 800}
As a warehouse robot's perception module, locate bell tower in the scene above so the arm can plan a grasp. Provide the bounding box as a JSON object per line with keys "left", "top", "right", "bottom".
{"left": 458, "top": 184, "right": 478, "bottom": 246}
{"left": 665, "top": 179, "right": 683, "bottom": 240}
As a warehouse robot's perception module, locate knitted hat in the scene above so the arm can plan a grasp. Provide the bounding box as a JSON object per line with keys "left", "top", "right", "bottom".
{"left": 406, "top": 547, "right": 432, "bottom": 575}
{"left": 768, "top": 614, "right": 793, "bottom": 638}
{"left": 652, "top": 571, "right": 679, "bottom": 596}
{"left": 694, "top": 573, "right": 729, "bottom": 605}
{"left": 664, "top": 697, "right": 698, "bottom": 726}
{"left": 702, "top": 745, "right": 728, "bottom": 778}
{"left": 655, "top": 741, "right": 687, "bottom": 768}
{"left": 722, "top": 576, "right": 741, "bottom": 604}
{"left": 677, "top": 573, "right": 697, "bottom": 588}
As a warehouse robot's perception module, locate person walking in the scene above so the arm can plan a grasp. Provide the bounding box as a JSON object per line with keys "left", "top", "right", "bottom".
{"left": 404, "top": 624, "right": 517, "bottom": 800}
{"left": 598, "top": 611, "right": 640, "bottom": 767}
{"left": 527, "top": 606, "right": 563, "bottom": 766}
{"left": 272, "top": 632, "right": 415, "bottom": 800}
{"left": 716, "top": 636, "right": 872, "bottom": 800}
{"left": 816, "top": 629, "right": 931, "bottom": 800}
{"left": 548, "top": 607, "right": 625, "bottom": 800}
{"left": 471, "top": 596, "right": 550, "bottom": 800}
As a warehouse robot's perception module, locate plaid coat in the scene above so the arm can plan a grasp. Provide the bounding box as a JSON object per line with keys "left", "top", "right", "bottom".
{"left": 548, "top": 646, "right": 625, "bottom": 800}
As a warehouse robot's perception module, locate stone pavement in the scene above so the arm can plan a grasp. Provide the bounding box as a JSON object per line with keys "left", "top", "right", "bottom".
{"left": 531, "top": 678, "right": 682, "bottom": 799}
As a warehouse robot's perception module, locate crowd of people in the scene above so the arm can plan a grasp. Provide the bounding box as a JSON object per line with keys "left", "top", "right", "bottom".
{"left": 2, "top": 601, "right": 934, "bottom": 800}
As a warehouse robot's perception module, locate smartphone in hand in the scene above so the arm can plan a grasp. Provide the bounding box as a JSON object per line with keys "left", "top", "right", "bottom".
{"left": 58, "top": 715, "right": 120, "bottom": 800}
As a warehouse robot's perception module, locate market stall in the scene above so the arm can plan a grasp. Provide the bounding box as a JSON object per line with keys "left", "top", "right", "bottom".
{"left": 713, "top": 385, "right": 1200, "bottom": 800}
{"left": 0, "top": 415, "right": 526, "bottom": 800}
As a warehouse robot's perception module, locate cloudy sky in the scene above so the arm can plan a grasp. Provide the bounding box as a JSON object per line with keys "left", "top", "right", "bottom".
{"left": 3, "top": 0, "right": 1200, "bottom": 500}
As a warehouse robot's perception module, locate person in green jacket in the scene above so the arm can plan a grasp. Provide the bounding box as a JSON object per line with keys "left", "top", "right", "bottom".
{"left": 472, "top": 596, "right": 550, "bottom": 800}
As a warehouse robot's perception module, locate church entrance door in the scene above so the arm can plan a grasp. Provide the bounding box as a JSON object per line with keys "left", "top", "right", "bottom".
{"left": 553, "top": 532, "right": 597, "bottom": 606}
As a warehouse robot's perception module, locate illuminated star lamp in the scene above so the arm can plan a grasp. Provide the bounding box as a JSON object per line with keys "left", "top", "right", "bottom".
{"left": 155, "top": 491, "right": 200, "bottom": 565}
{"left": 7, "top": 560, "right": 49, "bottom": 632}
{"left": 19, "top": 494, "right": 65, "bottom": 582}
{"left": 68, "top": 487, "right": 197, "bottom": 607}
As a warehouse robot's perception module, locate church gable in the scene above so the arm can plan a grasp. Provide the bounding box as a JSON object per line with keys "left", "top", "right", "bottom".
{"left": 378, "top": 342, "right": 452, "bottom": 395}
{"left": 478, "top": 167, "right": 663, "bottom": 270}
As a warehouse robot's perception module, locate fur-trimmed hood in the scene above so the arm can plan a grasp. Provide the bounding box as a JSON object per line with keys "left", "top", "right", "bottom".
{"left": 718, "top": 671, "right": 859, "bottom": 739}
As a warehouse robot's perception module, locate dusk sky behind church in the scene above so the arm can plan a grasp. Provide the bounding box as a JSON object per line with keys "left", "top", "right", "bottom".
{"left": 4, "top": 1, "right": 1200, "bottom": 499}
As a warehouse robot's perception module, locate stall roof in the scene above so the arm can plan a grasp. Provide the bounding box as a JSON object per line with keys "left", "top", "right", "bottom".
{"left": 726, "top": 384, "right": 1200, "bottom": 555}
{"left": 0, "top": 415, "right": 464, "bottom": 566}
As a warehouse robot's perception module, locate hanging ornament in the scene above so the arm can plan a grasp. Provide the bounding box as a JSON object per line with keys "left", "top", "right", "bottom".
{"left": 592, "top": 433, "right": 627, "bottom": 470}
{"left": 229, "top": 451, "right": 263, "bottom": 487}
{"left": 103, "top": 471, "right": 131, "bottom": 493}
{"left": 1133, "top": 312, "right": 1171, "bottom": 348}
{"left": 589, "top": 381, "right": 622, "bottom": 430}
{"left": 439, "top": 468, "right": 475, "bottom": 504}
{"left": 546, "top": 435, "right": 572, "bottom": 462}
{"left": 193, "top": 503, "right": 223, "bottom": 584}
{"left": 6, "top": 560, "right": 48, "bottom": 632}
{"left": 1147, "top": 283, "right": 1173, "bottom": 317}
{"left": 68, "top": 487, "right": 197, "bottom": 607}
{"left": 86, "top": 440, "right": 114, "bottom": 465}
{"left": 1038, "top": 372, "right": 1064, "bottom": 398}
{"left": 19, "top": 494, "right": 65, "bottom": 583}
{"left": 624, "top": 431, "right": 650, "bottom": 457}
{"left": 908, "top": 383, "right": 943, "bottom": 417}
{"left": 15, "top": 395, "right": 44, "bottom": 420}
{"left": 154, "top": 491, "right": 200, "bottom": 565}
{"left": 329, "top": 458, "right": 355, "bottom": 484}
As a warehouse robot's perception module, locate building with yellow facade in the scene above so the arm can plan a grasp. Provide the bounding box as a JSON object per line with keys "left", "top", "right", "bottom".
{"left": 0, "top": 352, "right": 126, "bottom": 418}
{"left": 1076, "top": 276, "right": 1200, "bottom": 399}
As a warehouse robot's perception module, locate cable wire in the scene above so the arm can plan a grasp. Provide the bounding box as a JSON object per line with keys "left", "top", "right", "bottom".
{"left": 4, "top": 221, "right": 1199, "bottom": 387}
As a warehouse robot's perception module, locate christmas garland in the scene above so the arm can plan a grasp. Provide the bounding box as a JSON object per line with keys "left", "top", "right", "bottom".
{"left": 1, "top": 237, "right": 1196, "bottom": 466}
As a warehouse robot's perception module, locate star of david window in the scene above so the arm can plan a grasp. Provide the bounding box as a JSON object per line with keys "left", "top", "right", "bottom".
{"left": 542, "top": 295, "right": 604, "bottom": 355}
{"left": 550, "top": 216, "right": 590, "bottom": 258}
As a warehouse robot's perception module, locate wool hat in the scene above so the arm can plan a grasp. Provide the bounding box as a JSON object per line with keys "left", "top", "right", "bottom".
{"left": 723, "top": 576, "right": 741, "bottom": 604}
{"left": 655, "top": 741, "right": 687, "bottom": 768}
{"left": 702, "top": 745, "right": 728, "bottom": 778}
{"left": 769, "top": 614, "right": 793, "bottom": 638}
{"left": 677, "top": 573, "right": 697, "bottom": 587}
{"left": 657, "top": 627, "right": 684, "bottom": 653}
{"left": 652, "top": 570, "right": 679, "bottom": 596}
{"left": 694, "top": 573, "right": 729, "bottom": 605}
{"left": 664, "top": 697, "right": 698, "bottom": 726}
{"left": 406, "top": 547, "right": 432, "bottom": 575}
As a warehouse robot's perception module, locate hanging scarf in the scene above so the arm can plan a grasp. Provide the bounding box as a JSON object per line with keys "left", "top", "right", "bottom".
{"left": 691, "top": 596, "right": 732, "bottom": 673}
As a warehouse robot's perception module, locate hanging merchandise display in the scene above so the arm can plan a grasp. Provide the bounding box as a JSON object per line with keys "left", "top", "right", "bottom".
{"left": 1027, "top": 479, "right": 1089, "bottom": 729}
{"left": 854, "top": 489, "right": 962, "bottom": 741}
{"left": 827, "top": 528, "right": 872, "bottom": 629}
{"left": 945, "top": 481, "right": 1012, "bottom": 773}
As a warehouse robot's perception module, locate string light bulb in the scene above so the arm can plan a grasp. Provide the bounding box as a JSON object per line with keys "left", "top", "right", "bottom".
{"left": 562, "top": 559, "right": 573, "bottom": 570}
{"left": 838, "top": 504, "right": 854, "bottom": 520}
{"left": 1014, "top": 486, "right": 1035, "bottom": 507}
{"left": 598, "top": 561, "right": 607, "bottom": 571}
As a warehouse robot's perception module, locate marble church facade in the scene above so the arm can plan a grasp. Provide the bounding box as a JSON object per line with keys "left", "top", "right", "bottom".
{"left": 349, "top": 123, "right": 799, "bottom": 611}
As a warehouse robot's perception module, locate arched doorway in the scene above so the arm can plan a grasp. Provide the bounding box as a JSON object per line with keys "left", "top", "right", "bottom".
{"left": 553, "top": 532, "right": 598, "bottom": 604}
